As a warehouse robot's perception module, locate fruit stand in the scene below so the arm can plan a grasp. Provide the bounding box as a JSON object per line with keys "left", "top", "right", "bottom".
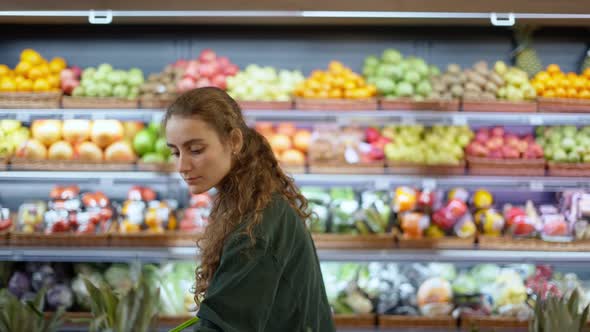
{"left": 3, "top": 2, "right": 590, "bottom": 332}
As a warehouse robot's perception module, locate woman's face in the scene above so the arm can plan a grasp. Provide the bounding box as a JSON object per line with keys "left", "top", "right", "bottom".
{"left": 166, "top": 115, "right": 235, "bottom": 195}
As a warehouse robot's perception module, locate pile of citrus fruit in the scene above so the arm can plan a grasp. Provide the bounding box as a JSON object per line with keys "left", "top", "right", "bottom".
{"left": 294, "top": 61, "right": 377, "bottom": 99}
{"left": 0, "top": 49, "right": 67, "bottom": 93}
{"left": 531, "top": 64, "right": 590, "bottom": 99}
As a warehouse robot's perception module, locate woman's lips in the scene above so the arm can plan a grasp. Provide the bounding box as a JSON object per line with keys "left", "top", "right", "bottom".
{"left": 184, "top": 176, "right": 202, "bottom": 184}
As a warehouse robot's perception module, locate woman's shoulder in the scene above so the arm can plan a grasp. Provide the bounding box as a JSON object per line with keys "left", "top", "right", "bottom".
{"left": 257, "top": 193, "right": 308, "bottom": 253}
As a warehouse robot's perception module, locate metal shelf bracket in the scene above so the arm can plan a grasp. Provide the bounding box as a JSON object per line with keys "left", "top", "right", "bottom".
{"left": 490, "top": 12, "right": 515, "bottom": 26}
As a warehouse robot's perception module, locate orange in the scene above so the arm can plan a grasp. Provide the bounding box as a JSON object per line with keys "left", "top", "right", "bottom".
{"left": 0, "top": 64, "right": 10, "bottom": 77}
{"left": 580, "top": 90, "right": 590, "bottom": 99}
{"left": 331, "top": 76, "right": 345, "bottom": 89}
{"left": 16, "top": 78, "right": 33, "bottom": 92}
{"left": 355, "top": 76, "right": 366, "bottom": 87}
{"left": 47, "top": 75, "right": 60, "bottom": 88}
{"left": 545, "top": 79, "right": 558, "bottom": 90}
{"left": 584, "top": 68, "right": 590, "bottom": 78}
{"left": 328, "top": 61, "right": 345, "bottom": 75}
{"left": 317, "top": 90, "right": 329, "bottom": 99}
{"left": 343, "top": 80, "right": 356, "bottom": 90}
{"left": 302, "top": 88, "right": 316, "bottom": 98}
{"left": 567, "top": 87, "right": 578, "bottom": 98}
{"left": 543, "top": 90, "right": 556, "bottom": 98}
{"left": 532, "top": 81, "right": 545, "bottom": 94}
{"left": 366, "top": 85, "right": 377, "bottom": 96}
{"left": 558, "top": 78, "right": 571, "bottom": 89}
{"left": 320, "top": 82, "right": 331, "bottom": 92}
{"left": 48, "top": 57, "right": 66, "bottom": 74}
{"left": 555, "top": 87, "right": 567, "bottom": 98}
{"left": 306, "top": 79, "right": 321, "bottom": 91}
{"left": 547, "top": 64, "right": 561, "bottom": 75}
{"left": 14, "top": 61, "right": 32, "bottom": 76}
{"left": 574, "top": 78, "right": 586, "bottom": 91}
{"left": 535, "top": 71, "right": 550, "bottom": 83}
{"left": 22, "top": 52, "right": 43, "bottom": 66}
{"left": 0, "top": 77, "right": 16, "bottom": 92}
{"left": 328, "top": 89, "right": 343, "bottom": 98}
{"left": 14, "top": 76, "right": 25, "bottom": 85}
{"left": 567, "top": 72, "right": 578, "bottom": 80}
{"left": 27, "top": 66, "right": 43, "bottom": 80}
{"left": 37, "top": 63, "right": 50, "bottom": 77}
{"left": 32, "top": 78, "right": 50, "bottom": 92}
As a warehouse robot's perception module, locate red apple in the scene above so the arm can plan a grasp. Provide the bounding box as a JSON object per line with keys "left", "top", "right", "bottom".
{"left": 475, "top": 129, "right": 489, "bottom": 143}
{"left": 502, "top": 146, "right": 520, "bottom": 159}
{"left": 486, "top": 136, "right": 504, "bottom": 150}
{"left": 517, "top": 140, "right": 528, "bottom": 154}
{"left": 368, "top": 146, "right": 385, "bottom": 161}
{"left": 177, "top": 77, "right": 196, "bottom": 92}
{"left": 60, "top": 69, "right": 76, "bottom": 82}
{"left": 467, "top": 142, "right": 489, "bottom": 157}
{"left": 217, "top": 56, "right": 230, "bottom": 68}
{"left": 523, "top": 134, "right": 535, "bottom": 143}
{"left": 199, "top": 49, "right": 217, "bottom": 63}
{"left": 198, "top": 63, "right": 217, "bottom": 78}
{"left": 174, "top": 59, "right": 188, "bottom": 69}
{"left": 365, "top": 127, "right": 380, "bottom": 144}
{"left": 224, "top": 64, "right": 239, "bottom": 76}
{"left": 211, "top": 74, "right": 226, "bottom": 89}
{"left": 489, "top": 148, "right": 503, "bottom": 159}
{"left": 184, "top": 61, "right": 200, "bottom": 79}
{"left": 491, "top": 126, "right": 505, "bottom": 137}
{"left": 71, "top": 66, "right": 82, "bottom": 79}
{"left": 195, "top": 77, "right": 211, "bottom": 88}
{"left": 61, "top": 79, "right": 80, "bottom": 95}
{"left": 373, "top": 136, "right": 392, "bottom": 150}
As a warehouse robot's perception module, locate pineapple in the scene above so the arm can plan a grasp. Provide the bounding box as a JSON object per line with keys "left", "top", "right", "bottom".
{"left": 513, "top": 25, "right": 543, "bottom": 78}
{"left": 529, "top": 290, "right": 590, "bottom": 332}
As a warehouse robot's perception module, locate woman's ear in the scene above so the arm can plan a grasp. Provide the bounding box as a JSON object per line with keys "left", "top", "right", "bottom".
{"left": 229, "top": 128, "right": 244, "bottom": 154}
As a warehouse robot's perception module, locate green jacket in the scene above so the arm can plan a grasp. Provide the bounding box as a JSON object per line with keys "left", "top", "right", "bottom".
{"left": 194, "top": 194, "right": 335, "bottom": 332}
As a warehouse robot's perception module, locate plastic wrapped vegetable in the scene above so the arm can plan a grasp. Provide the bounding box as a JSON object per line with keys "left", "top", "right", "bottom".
{"left": 357, "top": 190, "right": 392, "bottom": 234}
{"left": 8, "top": 271, "right": 31, "bottom": 299}
{"left": 301, "top": 187, "right": 331, "bottom": 233}
{"left": 158, "top": 262, "right": 197, "bottom": 315}
{"left": 428, "top": 263, "right": 457, "bottom": 281}
{"left": 541, "top": 213, "right": 572, "bottom": 242}
{"left": 329, "top": 187, "right": 359, "bottom": 234}
{"left": 475, "top": 209, "right": 505, "bottom": 236}
{"left": 417, "top": 277, "right": 453, "bottom": 316}
{"left": 400, "top": 212, "right": 429, "bottom": 239}
{"left": 470, "top": 264, "right": 501, "bottom": 289}
{"left": 503, "top": 201, "right": 538, "bottom": 238}
{"left": 472, "top": 189, "right": 493, "bottom": 210}
{"left": 452, "top": 273, "right": 478, "bottom": 295}
{"left": 393, "top": 187, "right": 417, "bottom": 213}
{"left": 47, "top": 284, "right": 74, "bottom": 310}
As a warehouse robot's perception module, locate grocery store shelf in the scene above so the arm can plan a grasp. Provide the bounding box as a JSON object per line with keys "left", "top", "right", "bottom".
{"left": 5, "top": 109, "right": 590, "bottom": 126}
{"left": 3, "top": 246, "right": 590, "bottom": 264}
{"left": 293, "top": 173, "right": 590, "bottom": 191}
{"left": 1, "top": 171, "right": 588, "bottom": 191}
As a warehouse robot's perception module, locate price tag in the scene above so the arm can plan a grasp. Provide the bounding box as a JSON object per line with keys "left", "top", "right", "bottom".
{"left": 529, "top": 116, "right": 544, "bottom": 126}
{"left": 421, "top": 178, "right": 437, "bottom": 189}
{"left": 401, "top": 116, "right": 416, "bottom": 125}
{"left": 529, "top": 181, "right": 544, "bottom": 191}
{"left": 452, "top": 115, "right": 468, "bottom": 126}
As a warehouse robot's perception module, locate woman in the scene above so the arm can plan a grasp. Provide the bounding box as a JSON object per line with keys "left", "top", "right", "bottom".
{"left": 164, "top": 87, "right": 335, "bottom": 332}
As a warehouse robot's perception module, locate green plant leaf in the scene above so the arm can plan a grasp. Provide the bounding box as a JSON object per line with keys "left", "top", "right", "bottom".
{"left": 169, "top": 317, "right": 200, "bottom": 332}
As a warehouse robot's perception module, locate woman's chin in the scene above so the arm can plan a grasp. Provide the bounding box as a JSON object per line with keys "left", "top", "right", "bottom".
{"left": 189, "top": 183, "right": 212, "bottom": 195}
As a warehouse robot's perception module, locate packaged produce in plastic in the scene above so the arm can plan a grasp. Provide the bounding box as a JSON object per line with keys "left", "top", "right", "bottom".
{"left": 329, "top": 187, "right": 359, "bottom": 234}
{"left": 180, "top": 192, "right": 213, "bottom": 232}
{"left": 400, "top": 212, "right": 430, "bottom": 239}
{"left": 503, "top": 201, "right": 539, "bottom": 237}
{"left": 393, "top": 187, "right": 418, "bottom": 213}
{"left": 0, "top": 206, "right": 12, "bottom": 232}
{"left": 417, "top": 277, "right": 453, "bottom": 316}
{"left": 17, "top": 201, "right": 47, "bottom": 233}
{"left": 472, "top": 189, "right": 493, "bottom": 210}
{"left": 475, "top": 208, "right": 505, "bottom": 236}
{"left": 120, "top": 186, "right": 178, "bottom": 233}
{"left": 541, "top": 213, "right": 572, "bottom": 242}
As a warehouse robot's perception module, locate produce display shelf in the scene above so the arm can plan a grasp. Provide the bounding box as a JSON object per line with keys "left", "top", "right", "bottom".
{"left": 0, "top": 171, "right": 588, "bottom": 191}
{"left": 4, "top": 108, "right": 590, "bottom": 126}
{"left": 4, "top": 246, "right": 590, "bottom": 264}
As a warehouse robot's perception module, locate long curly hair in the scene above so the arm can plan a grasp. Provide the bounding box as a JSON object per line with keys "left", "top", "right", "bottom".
{"left": 163, "top": 87, "right": 310, "bottom": 306}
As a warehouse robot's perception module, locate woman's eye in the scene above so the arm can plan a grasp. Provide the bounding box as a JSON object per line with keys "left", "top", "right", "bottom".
{"left": 190, "top": 148, "right": 204, "bottom": 155}
{"left": 171, "top": 151, "right": 180, "bottom": 158}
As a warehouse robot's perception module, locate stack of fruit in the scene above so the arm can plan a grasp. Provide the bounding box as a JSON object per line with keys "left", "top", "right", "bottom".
{"left": 226, "top": 64, "right": 304, "bottom": 102}
{"left": 0, "top": 120, "right": 30, "bottom": 160}
{"left": 0, "top": 49, "right": 66, "bottom": 93}
{"left": 176, "top": 49, "right": 239, "bottom": 93}
{"left": 493, "top": 61, "right": 537, "bottom": 101}
{"left": 432, "top": 62, "right": 506, "bottom": 101}
{"left": 294, "top": 61, "right": 377, "bottom": 99}
{"left": 363, "top": 49, "right": 439, "bottom": 100}
{"left": 465, "top": 127, "right": 544, "bottom": 160}
{"left": 255, "top": 122, "right": 310, "bottom": 166}
{"left": 536, "top": 126, "right": 590, "bottom": 163}
{"left": 71, "top": 64, "right": 144, "bottom": 100}
{"left": 531, "top": 65, "right": 590, "bottom": 99}
{"left": 140, "top": 62, "right": 184, "bottom": 102}
{"left": 132, "top": 122, "right": 172, "bottom": 165}
{"left": 383, "top": 125, "right": 473, "bottom": 166}
{"left": 16, "top": 119, "right": 136, "bottom": 163}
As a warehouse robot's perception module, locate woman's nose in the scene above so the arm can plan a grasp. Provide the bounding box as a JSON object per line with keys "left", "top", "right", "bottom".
{"left": 177, "top": 153, "right": 192, "bottom": 173}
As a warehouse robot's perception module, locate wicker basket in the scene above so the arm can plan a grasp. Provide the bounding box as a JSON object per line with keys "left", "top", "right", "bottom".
{"left": 238, "top": 100, "right": 294, "bottom": 110}
{"left": 136, "top": 162, "right": 176, "bottom": 173}
{"left": 467, "top": 156, "right": 546, "bottom": 176}
{"left": 312, "top": 234, "right": 395, "bottom": 249}
{"left": 109, "top": 231, "right": 202, "bottom": 247}
{"left": 295, "top": 98, "right": 378, "bottom": 111}
{"left": 462, "top": 99, "right": 537, "bottom": 113}
{"left": 333, "top": 314, "right": 376, "bottom": 328}
{"left": 308, "top": 159, "right": 385, "bottom": 174}
{"left": 62, "top": 96, "right": 139, "bottom": 109}
{"left": 380, "top": 98, "right": 460, "bottom": 112}
{"left": 547, "top": 161, "right": 590, "bottom": 177}
{"left": 0, "top": 92, "right": 61, "bottom": 109}
{"left": 0, "top": 158, "right": 8, "bottom": 171}
{"left": 9, "top": 232, "right": 109, "bottom": 247}
{"left": 379, "top": 315, "right": 457, "bottom": 328}
{"left": 139, "top": 96, "right": 176, "bottom": 109}
{"left": 10, "top": 158, "right": 136, "bottom": 171}
{"left": 538, "top": 97, "right": 590, "bottom": 113}
{"left": 397, "top": 237, "right": 475, "bottom": 249}
{"left": 386, "top": 160, "right": 466, "bottom": 175}
{"left": 478, "top": 236, "right": 590, "bottom": 251}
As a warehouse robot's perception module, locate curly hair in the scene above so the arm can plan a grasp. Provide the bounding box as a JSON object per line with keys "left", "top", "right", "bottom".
{"left": 163, "top": 87, "right": 311, "bottom": 306}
